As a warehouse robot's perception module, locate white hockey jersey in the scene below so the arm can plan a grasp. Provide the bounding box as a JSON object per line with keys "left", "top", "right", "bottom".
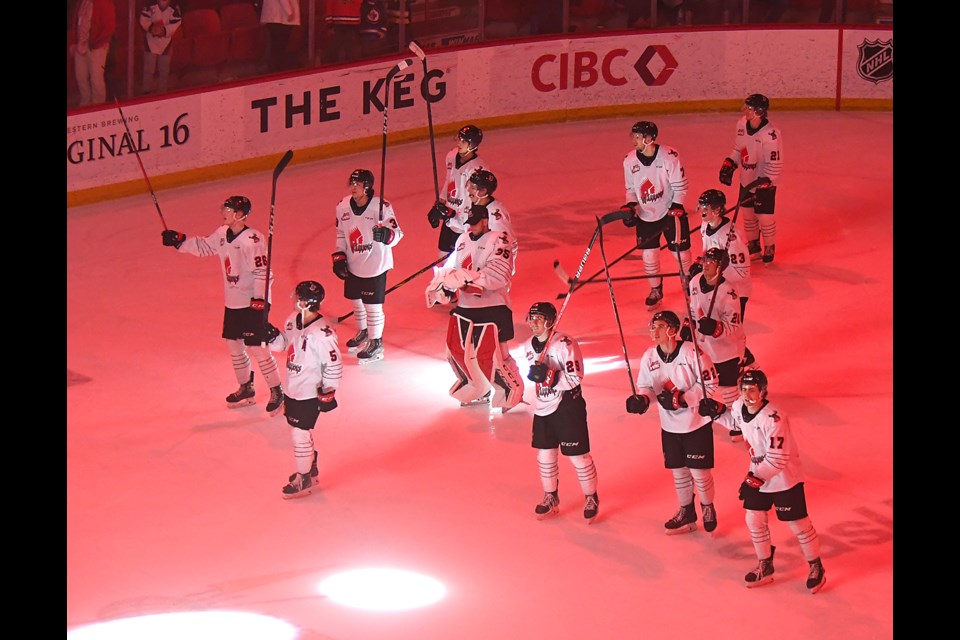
{"left": 443, "top": 229, "right": 514, "bottom": 310}
{"left": 175, "top": 225, "right": 273, "bottom": 309}
{"left": 524, "top": 332, "right": 584, "bottom": 417}
{"left": 635, "top": 341, "right": 717, "bottom": 434}
{"left": 268, "top": 311, "right": 343, "bottom": 402}
{"left": 728, "top": 117, "right": 784, "bottom": 188}
{"left": 701, "top": 218, "right": 752, "bottom": 298}
{"left": 687, "top": 274, "right": 745, "bottom": 366}
{"left": 713, "top": 398, "right": 805, "bottom": 493}
{"left": 334, "top": 195, "right": 403, "bottom": 278}
{"left": 441, "top": 149, "right": 491, "bottom": 234}
{"left": 623, "top": 144, "right": 688, "bottom": 222}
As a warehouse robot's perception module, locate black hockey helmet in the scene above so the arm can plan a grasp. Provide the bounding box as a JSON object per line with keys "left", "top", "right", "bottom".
{"left": 466, "top": 203, "right": 489, "bottom": 226}
{"left": 295, "top": 280, "right": 325, "bottom": 312}
{"left": 650, "top": 309, "right": 681, "bottom": 331}
{"left": 348, "top": 168, "right": 375, "bottom": 195}
{"left": 698, "top": 189, "right": 727, "bottom": 211}
{"left": 457, "top": 124, "right": 483, "bottom": 151}
{"left": 744, "top": 93, "right": 770, "bottom": 117}
{"left": 703, "top": 247, "right": 730, "bottom": 271}
{"left": 223, "top": 195, "right": 252, "bottom": 217}
{"left": 740, "top": 369, "right": 769, "bottom": 395}
{"left": 631, "top": 120, "right": 658, "bottom": 140}
{"left": 468, "top": 169, "right": 498, "bottom": 196}
{"left": 527, "top": 301, "right": 558, "bottom": 327}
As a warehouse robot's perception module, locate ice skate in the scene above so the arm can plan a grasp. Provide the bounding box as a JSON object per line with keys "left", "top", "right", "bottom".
{"left": 664, "top": 502, "right": 698, "bottom": 535}
{"left": 645, "top": 284, "right": 664, "bottom": 311}
{"left": 266, "top": 385, "right": 284, "bottom": 416}
{"left": 460, "top": 390, "right": 491, "bottom": 407}
{"left": 583, "top": 493, "right": 600, "bottom": 523}
{"left": 357, "top": 338, "right": 384, "bottom": 364}
{"left": 762, "top": 244, "right": 776, "bottom": 264}
{"left": 282, "top": 472, "right": 313, "bottom": 499}
{"left": 744, "top": 546, "right": 776, "bottom": 588}
{"left": 701, "top": 502, "right": 717, "bottom": 533}
{"left": 346, "top": 328, "right": 368, "bottom": 354}
{"left": 226, "top": 372, "right": 255, "bottom": 409}
{"left": 535, "top": 491, "right": 559, "bottom": 520}
{"left": 806, "top": 557, "right": 826, "bottom": 594}
{"left": 747, "top": 239, "right": 762, "bottom": 262}
{"left": 288, "top": 451, "right": 319, "bottom": 483}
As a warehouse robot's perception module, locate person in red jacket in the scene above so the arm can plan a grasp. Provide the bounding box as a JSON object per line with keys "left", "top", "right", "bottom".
{"left": 70, "top": 0, "right": 116, "bottom": 106}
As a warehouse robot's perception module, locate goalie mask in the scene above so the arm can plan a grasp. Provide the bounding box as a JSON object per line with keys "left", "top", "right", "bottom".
{"left": 457, "top": 125, "right": 483, "bottom": 151}
{"left": 223, "top": 195, "right": 251, "bottom": 217}
{"left": 526, "top": 302, "right": 557, "bottom": 328}
{"left": 295, "top": 280, "right": 324, "bottom": 313}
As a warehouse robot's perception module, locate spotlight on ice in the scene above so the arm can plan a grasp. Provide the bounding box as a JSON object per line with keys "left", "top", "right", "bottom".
{"left": 67, "top": 611, "right": 298, "bottom": 640}
{"left": 319, "top": 567, "right": 446, "bottom": 611}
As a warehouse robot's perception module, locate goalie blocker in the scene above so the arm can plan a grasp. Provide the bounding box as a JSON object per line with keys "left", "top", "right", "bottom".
{"left": 445, "top": 313, "right": 524, "bottom": 412}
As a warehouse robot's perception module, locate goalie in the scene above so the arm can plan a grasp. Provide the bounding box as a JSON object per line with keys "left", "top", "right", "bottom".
{"left": 425, "top": 202, "right": 524, "bottom": 412}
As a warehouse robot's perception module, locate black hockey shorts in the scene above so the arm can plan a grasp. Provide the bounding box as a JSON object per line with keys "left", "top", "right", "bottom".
{"left": 741, "top": 482, "right": 809, "bottom": 521}
{"left": 636, "top": 215, "right": 691, "bottom": 251}
{"left": 661, "top": 421, "right": 714, "bottom": 469}
{"left": 344, "top": 272, "right": 387, "bottom": 304}
{"left": 452, "top": 304, "right": 515, "bottom": 342}
{"left": 438, "top": 223, "right": 459, "bottom": 253}
{"left": 531, "top": 389, "right": 590, "bottom": 456}
{"left": 283, "top": 395, "right": 320, "bottom": 431}
{"left": 715, "top": 357, "right": 741, "bottom": 387}
{"left": 741, "top": 184, "right": 777, "bottom": 214}
{"left": 223, "top": 306, "right": 269, "bottom": 342}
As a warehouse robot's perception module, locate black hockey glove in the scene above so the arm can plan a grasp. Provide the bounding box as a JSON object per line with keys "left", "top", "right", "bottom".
{"left": 263, "top": 322, "right": 281, "bottom": 344}
{"left": 719, "top": 158, "right": 736, "bottom": 186}
{"left": 162, "top": 229, "right": 185, "bottom": 248}
{"left": 427, "top": 201, "right": 453, "bottom": 229}
{"left": 620, "top": 202, "right": 639, "bottom": 227}
{"left": 318, "top": 390, "right": 338, "bottom": 412}
{"left": 656, "top": 388, "right": 687, "bottom": 411}
{"left": 698, "top": 398, "right": 726, "bottom": 418}
{"left": 679, "top": 319, "right": 693, "bottom": 342}
{"left": 697, "top": 316, "right": 721, "bottom": 337}
{"left": 625, "top": 394, "right": 650, "bottom": 414}
{"left": 752, "top": 180, "right": 775, "bottom": 212}
{"left": 527, "top": 363, "right": 559, "bottom": 387}
{"left": 743, "top": 471, "right": 764, "bottom": 490}
{"left": 372, "top": 225, "right": 395, "bottom": 244}
{"left": 332, "top": 251, "right": 349, "bottom": 280}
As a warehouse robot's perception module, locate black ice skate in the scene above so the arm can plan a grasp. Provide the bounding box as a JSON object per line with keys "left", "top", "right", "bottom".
{"left": 282, "top": 472, "right": 313, "bottom": 499}
{"left": 806, "top": 557, "right": 826, "bottom": 594}
{"left": 535, "top": 491, "right": 559, "bottom": 520}
{"left": 266, "top": 385, "right": 284, "bottom": 416}
{"left": 583, "top": 493, "right": 600, "bottom": 523}
{"left": 747, "top": 239, "right": 762, "bottom": 262}
{"left": 664, "top": 502, "right": 698, "bottom": 535}
{"left": 762, "top": 244, "right": 776, "bottom": 264}
{"left": 346, "top": 328, "right": 368, "bottom": 354}
{"left": 226, "top": 372, "right": 255, "bottom": 409}
{"left": 288, "top": 451, "right": 319, "bottom": 483}
{"left": 645, "top": 285, "right": 664, "bottom": 311}
{"left": 744, "top": 546, "right": 776, "bottom": 588}
{"left": 357, "top": 338, "right": 384, "bottom": 364}
{"left": 701, "top": 502, "right": 717, "bottom": 533}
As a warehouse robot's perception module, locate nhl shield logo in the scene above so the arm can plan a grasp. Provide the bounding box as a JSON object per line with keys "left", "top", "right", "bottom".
{"left": 857, "top": 39, "right": 893, "bottom": 84}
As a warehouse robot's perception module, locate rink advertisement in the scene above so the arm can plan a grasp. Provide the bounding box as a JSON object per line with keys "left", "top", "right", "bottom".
{"left": 67, "top": 26, "right": 891, "bottom": 203}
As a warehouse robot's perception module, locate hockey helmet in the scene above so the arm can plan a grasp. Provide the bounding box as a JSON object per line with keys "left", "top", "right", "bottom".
{"left": 739, "top": 369, "right": 769, "bottom": 395}
{"left": 468, "top": 169, "right": 498, "bottom": 196}
{"left": 527, "top": 301, "right": 558, "bottom": 327}
{"left": 348, "top": 169, "right": 375, "bottom": 194}
{"left": 698, "top": 189, "right": 727, "bottom": 211}
{"left": 744, "top": 94, "right": 770, "bottom": 117}
{"left": 650, "top": 309, "right": 681, "bottom": 331}
{"left": 703, "top": 247, "right": 730, "bottom": 271}
{"left": 457, "top": 124, "right": 483, "bottom": 151}
{"left": 465, "top": 203, "right": 489, "bottom": 226}
{"left": 295, "top": 280, "right": 325, "bottom": 312}
{"left": 223, "top": 195, "right": 252, "bottom": 217}
{"left": 631, "top": 120, "right": 658, "bottom": 140}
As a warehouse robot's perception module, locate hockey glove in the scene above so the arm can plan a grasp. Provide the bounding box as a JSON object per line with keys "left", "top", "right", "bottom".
{"left": 162, "top": 229, "right": 185, "bottom": 248}
{"left": 625, "top": 394, "right": 650, "bottom": 414}
{"left": 719, "top": 158, "right": 736, "bottom": 186}
{"left": 621, "top": 202, "right": 639, "bottom": 227}
{"left": 743, "top": 471, "right": 764, "bottom": 490}
{"left": 263, "top": 322, "right": 281, "bottom": 344}
{"left": 332, "top": 251, "right": 349, "bottom": 280}
{"left": 698, "top": 398, "right": 726, "bottom": 418}
{"left": 250, "top": 298, "right": 266, "bottom": 312}
{"left": 527, "top": 363, "right": 559, "bottom": 387}
{"left": 656, "top": 388, "right": 687, "bottom": 411}
{"left": 427, "top": 201, "right": 453, "bottom": 229}
{"left": 679, "top": 319, "right": 693, "bottom": 342}
{"left": 318, "top": 390, "right": 338, "bottom": 412}
{"left": 372, "top": 225, "right": 395, "bottom": 244}
{"left": 752, "top": 180, "right": 775, "bottom": 212}
{"left": 667, "top": 202, "right": 685, "bottom": 217}
{"left": 697, "top": 316, "right": 722, "bottom": 337}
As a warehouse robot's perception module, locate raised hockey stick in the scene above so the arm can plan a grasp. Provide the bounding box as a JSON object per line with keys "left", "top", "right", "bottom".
{"left": 408, "top": 40, "right": 440, "bottom": 205}
{"left": 262, "top": 150, "right": 294, "bottom": 329}
{"left": 377, "top": 58, "right": 413, "bottom": 223}
{"left": 115, "top": 99, "right": 169, "bottom": 230}
{"left": 596, "top": 218, "right": 638, "bottom": 395}
{"left": 336, "top": 251, "right": 453, "bottom": 323}
{"left": 671, "top": 215, "right": 708, "bottom": 396}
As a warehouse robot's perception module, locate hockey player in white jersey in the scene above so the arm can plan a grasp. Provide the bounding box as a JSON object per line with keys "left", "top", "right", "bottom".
{"left": 718, "top": 94, "right": 784, "bottom": 263}
{"left": 425, "top": 202, "right": 524, "bottom": 412}
{"left": 161, "top": 195, "right": 284, "bottom": 415}
{"left": 331, "top": 168, "right": 403, "bottom": 364}
{"left": 699, "top": 370, "right": 826, "bottom": 593}
{"left": 625, "top": 310, "right": 719, "bottom": 535}
{"left": 465, "top": 169, "right": 518, "bottom": 273}
{"left": 523, "top": 302, "right": 600, "bottom": 523}
{"left": 619, "top": 120, "right": 692, "bottom": 310}
{"left": 264, "top": 281, "right": 343, "bottom": 499}
{"left": 426, "top": 124, "right": 491, "bottom": 259}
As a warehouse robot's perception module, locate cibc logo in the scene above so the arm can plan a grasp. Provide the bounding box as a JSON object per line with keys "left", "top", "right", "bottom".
{"left": 531, "top": 45, "right": 678, "bottom": 92}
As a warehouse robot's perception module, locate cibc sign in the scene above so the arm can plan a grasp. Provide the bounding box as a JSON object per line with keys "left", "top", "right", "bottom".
{"left": 531, "top": 45, "right": 678, "bottom": 92}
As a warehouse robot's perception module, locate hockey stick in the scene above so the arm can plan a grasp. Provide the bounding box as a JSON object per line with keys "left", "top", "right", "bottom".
{"left": 377, "top": 58, "right": 413, "bottom": 223}
{"left": 554, "top": 266, "right": 681, "bottom": 285}
{"left": 115, "top": 99, "right": 169, "bottom": 230}
{"left": 336, "top": 251, "right": 452, "bottom": 323}
{"left": 262, "top": 150, "right": 294, "bottom": 329}
{"left": 703, "top": 180, "right": 763, "bottom": 319}
{"left": 408, "top": 40, "right": 440, "bottom": 205}
{"left": 671, "top": 215, "right": 708, "bottom": 396}
{"left": 596, "top": 217, "right": 638, "bottom": 395}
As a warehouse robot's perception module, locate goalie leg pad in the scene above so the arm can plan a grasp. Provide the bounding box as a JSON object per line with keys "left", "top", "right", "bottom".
{"left": 445, "top": 314, "right": 493, "bottom": 403}
{"left": 490, "top": 347, "right": 525, "bottom": 412}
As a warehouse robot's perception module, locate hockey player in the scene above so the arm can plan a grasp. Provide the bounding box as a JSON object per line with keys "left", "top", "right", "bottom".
{"left": 425, "top": 202, "right": 524, "bottom": 412}
{"left": 685, "top": 247, "right": 746, "bottom": 442}
{"left": 426, "top": 124, "right": 491, "bottom": 259}
{"left": 264, "top": 281, "right": 342, "bottom": 499}
{"left": 699, "top": 370, "right": 826, "bottom": 593}
{"left": 523, "top": 302, "right": 600, "bottom": 523}
{"left": 465, "top": 169, "right": 518, "bottom": 273}
{"left": 331, "top": 168, "right": 404, "bottom": 364}
{"left": 625, "top": 310, "right": 719, "bottom": 535}
{"left": 161, "top": 195, "right": 284, "bottom": 415}
{"left": 718, "top": 94, "right": 784, "bottom": 263}
{"left": 619, "top": 120, "right": 691, "bottom": 310}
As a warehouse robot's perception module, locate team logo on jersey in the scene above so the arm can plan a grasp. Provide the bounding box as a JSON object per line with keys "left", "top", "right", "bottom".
{"left": 349, "top": 227, "right": 372, "bottom": 254}
{"left": 739, "top": 148, "right": 756, "bottom": 171}
{"left": 649, "top": 360, "right": 661, "bottom": 372}
{"left": 856, "top": 39, "right": 893, "bottom": 84}
{"left": 224, "top": 257, "right": 240, "bottom": 284}
{"left": 286, "top": 344, "right": 302, "bottom": 373}
{"left": 249, "top": 232, "right": 261, "bottom": 243}
{"left": 637, "top": 178, "right": 663, "bottom": 204}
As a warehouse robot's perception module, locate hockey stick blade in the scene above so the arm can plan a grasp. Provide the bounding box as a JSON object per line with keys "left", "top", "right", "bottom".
{"left": 408, "top": 40, "right": 426, "bottom": 61}
{"left": 599, "top": 209, "right": 631, "bottom": 225}
{"left": 386, "top": 59, "right": 413, "bottom": 82}
{"left": 553, "top": 260, "right": 572, "bottom": 286}
{"left": 273, "top": 150, "right": 294, "bottom": 182}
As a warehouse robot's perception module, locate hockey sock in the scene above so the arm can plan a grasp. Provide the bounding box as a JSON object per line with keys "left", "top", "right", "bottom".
{"left": 642, "top": 249, "right": 661, "bottom": 288}
{"left": 537, "top": 448, "right": 560, "bottom": 492}
{"left": 570, "top": 453, "right": 598, "bottom": 496}
{"left": 689, "top": 468, "right": 715, "bottom": 507}
{"left": 741, "top": 207, "right": 760, "bottom": 244}
{"left": 787, "top": 517, "right": 821, "bottom": 562}
{"left": 352, "top": 299, "right": 367, "bottom": 331}
{"left": 227, "top": 339, "right": 253, "bottom": 385}
{"left": 745, "top": 509, "right": 773, "bottom": 559}
{"left": 248, "top": 344, "right": 282, "bottom": 388}
{"left": 759, "top": 216, "right": 777, "bottom": 247}
{"left": 365, "top": 303, "right": 385, "bottom": 340}
{"left": 671, "top": 468, "right": 695, "bottom": 506}
{"left": 291, "top": 427, "right": 315, "bottom": 475}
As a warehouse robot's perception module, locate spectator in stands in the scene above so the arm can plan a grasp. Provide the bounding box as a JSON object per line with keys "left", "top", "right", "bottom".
{"left": 261, "top": 0, "right": 301, "bottom": 72}
{"left": 70, "top": 0, "right": 116, "bottom": 106}
{"left": 139, "top": 0, "right": 182, "bottom": 95}
{"left": 324, "top": 0, "right": 362, "bottom": 64}
{"left": 359, "top": 0, "right": 388, "bottom": 59}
